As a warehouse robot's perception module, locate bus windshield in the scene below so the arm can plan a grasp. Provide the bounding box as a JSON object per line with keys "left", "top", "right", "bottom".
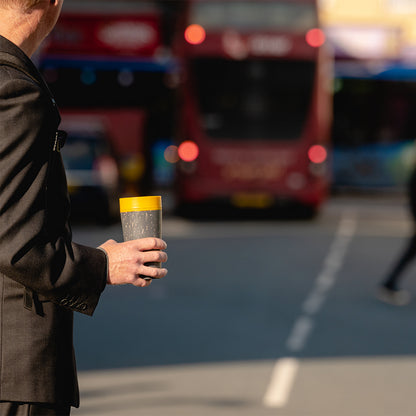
{"left": 190, "top": 1, "right": 317, "bottom": 33}
{"left": 191, "top": 58, "right": 315, "bottom": 140}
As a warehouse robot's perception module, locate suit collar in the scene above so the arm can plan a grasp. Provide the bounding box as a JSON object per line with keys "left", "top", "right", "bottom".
{"left": 0, "top": 34, "right": 55, "bottom": 101}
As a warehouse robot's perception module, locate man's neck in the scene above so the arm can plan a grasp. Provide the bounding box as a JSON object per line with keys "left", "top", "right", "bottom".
{"left": 0, "top": 9, "right": 43, "bottom": 57}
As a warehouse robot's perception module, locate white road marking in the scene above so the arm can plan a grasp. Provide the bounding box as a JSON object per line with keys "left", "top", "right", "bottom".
{"left": 263, "top": 211, "right": 357, "bottom": 408}
{"left": 263, "top": 357, "right": 299, "bottom": 408}
{"left": 285, "top": 316, "right": 314, "bottom": 352}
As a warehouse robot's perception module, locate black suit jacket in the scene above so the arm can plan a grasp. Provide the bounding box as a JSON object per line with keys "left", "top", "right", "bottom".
{"left": 0, "top": 35, "right": 107, "bottom": 407}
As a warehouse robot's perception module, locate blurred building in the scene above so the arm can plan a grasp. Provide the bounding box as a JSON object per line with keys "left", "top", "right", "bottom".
{"left": 320, "top": 0, "right": 416, "bottom": 62}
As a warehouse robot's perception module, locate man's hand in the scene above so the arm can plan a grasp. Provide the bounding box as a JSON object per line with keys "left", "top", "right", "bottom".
{"left": 99, "top": 238, "right": 168, "bottom": 287}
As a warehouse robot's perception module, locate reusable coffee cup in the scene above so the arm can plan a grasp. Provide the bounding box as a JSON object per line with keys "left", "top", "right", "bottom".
{"left": 119, "top": 196, "right": 162, "bottom": 279}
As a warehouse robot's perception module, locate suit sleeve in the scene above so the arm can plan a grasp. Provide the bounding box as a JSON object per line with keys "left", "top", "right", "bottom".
{"left": 0, "top": 71, "right": 107, "bottom": 316}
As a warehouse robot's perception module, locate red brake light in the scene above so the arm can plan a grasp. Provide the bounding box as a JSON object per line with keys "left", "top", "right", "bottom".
{"left": 184, "top": 24, "right": 206, "bottom": 45}
{"left": 308, "top": 145, "right": 327, "bottom": 164}
{"left": 178, "top": 141, "right": 199, "bottom": 162}
{"left": 306, "top": 28, "right": 325, "bottom": 48}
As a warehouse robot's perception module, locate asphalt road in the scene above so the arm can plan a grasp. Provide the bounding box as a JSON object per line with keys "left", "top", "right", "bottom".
{"left": 71, "top": 194, "right": 416, "bottom": 416}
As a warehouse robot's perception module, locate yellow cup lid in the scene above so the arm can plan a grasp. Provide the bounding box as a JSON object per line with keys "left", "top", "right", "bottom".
{"left": 119, "top": 196, "right": 162, "bottom": 212}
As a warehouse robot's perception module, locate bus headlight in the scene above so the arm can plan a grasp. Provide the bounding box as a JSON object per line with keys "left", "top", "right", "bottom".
{"left": 308, "top": 145, "right": 328, "bottom": 177}
{"left": 184, "top": 24, "right": 206, "bottom": 45}
{"left": 308, "top": 145, "right": 327, "bottom": 164}
{"left": 178, "top": 140, "right": 199, "bottom": 162}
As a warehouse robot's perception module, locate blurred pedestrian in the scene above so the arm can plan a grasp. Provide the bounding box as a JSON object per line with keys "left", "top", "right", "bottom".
{"left": 377, "top": 165, "right": 416, "bottom": 306}
{"left": 0, "top": 1, "right": 167, "bottom": 415}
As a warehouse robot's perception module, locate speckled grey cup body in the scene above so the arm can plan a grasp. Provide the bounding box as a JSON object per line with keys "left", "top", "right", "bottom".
{"left": 120, "top": 210, "right": 162, "bottom": 241}
{"left": 120, "top": 196, "right": 162, "bottom": 274}
{"left": 120, "top": 210, "right": 162, "bottom": 268}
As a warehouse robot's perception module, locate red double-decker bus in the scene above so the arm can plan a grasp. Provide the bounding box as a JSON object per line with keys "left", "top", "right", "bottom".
{"left": 172, "top": 0, "right": 333, "bottom": 216}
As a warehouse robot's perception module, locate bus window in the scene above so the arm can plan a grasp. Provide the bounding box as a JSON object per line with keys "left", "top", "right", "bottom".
{"left": 191, "top": 58, "right": 316, "bottom": 140}
{"left": 190, "top": 1, "right": 317, "bottom": 33}
{"left": 333, "top": 78, "right": 416, "bottom": 146}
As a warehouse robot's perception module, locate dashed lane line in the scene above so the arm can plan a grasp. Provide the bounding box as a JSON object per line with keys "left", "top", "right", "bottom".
{"left": 263, "top": 211, "right": 357, "bottom": 408}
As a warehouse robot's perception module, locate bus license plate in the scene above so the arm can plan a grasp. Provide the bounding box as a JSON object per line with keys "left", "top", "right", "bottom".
{"left": 231, "top": 193, "right": 274, "bottom": 209}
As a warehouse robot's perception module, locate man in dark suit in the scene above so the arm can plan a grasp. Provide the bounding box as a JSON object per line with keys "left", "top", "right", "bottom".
{"left": 0, "top": 1, "right": 168, "bottom": 415}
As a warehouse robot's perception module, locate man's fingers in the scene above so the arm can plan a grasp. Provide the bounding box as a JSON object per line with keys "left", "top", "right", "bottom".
{"left": 139, "top": 266, "right": 168, "bottom": 280}
{"left": 132, "top": 277, "right": 153, "bottom": 288}
{"left": 102, "top": 237, "right": 168, "bottom": 286}
{"left": 132, "top": 237, "right": 167, "bottom": 251}
{"left": 140, "top": 249, "right": 168, "bottom": 264}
